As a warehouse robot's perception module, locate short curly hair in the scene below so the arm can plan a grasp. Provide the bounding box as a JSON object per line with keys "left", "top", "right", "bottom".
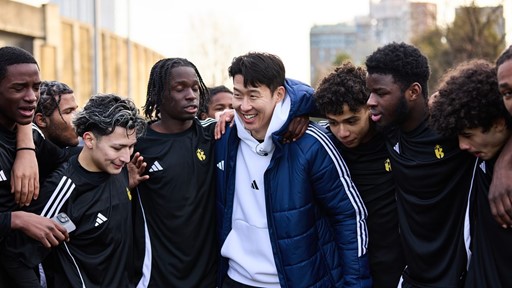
{"left": 496, "top": 45, "right": 512, "bottom": 68}
{"left": 314, "top": 62, "right": 369, "bottom": 116}
{"left": 429, "top": 59, "right": 511, "bottom": 136}
{"left": 365, "top": 42, "right": 430, "bottom": 99}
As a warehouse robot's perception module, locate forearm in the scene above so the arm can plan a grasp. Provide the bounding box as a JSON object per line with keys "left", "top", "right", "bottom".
{"left": 489, "top": 135, "right": 512, "bottom": 226}
{"left": 496, "top": 136, "right": 512, "bottom": 170}
{"left": 16, "top": 123, "right": 35, "bottom": 149}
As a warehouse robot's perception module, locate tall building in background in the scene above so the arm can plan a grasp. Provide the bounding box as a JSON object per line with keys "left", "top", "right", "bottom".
{"left": 310, "top": 16, "right": 375, "bottom": 86}
{"left": 310, "top": 0, "right": 437, "bottom": 85}
{"left": 48, "top": 0, "right": 118, "bottom": 34}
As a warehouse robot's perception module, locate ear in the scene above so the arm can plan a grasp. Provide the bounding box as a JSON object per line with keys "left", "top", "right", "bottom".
{"left": 493, "top": 117, "right": 507, "bottom": 132}
{"left": 34, "top": 113, "right": 48, "bottom": 128}
{"left": 82, "top": 131, "right": 95, "bottom": 149}
{"left": 407, "top": 82, "right": 422, "bottom": 101}
{"left": 274, "top": 86, "right": 286, "bottom": 103}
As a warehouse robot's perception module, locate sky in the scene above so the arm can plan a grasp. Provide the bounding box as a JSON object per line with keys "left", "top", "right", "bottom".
{"left": 17, "top": 0, "right": 512, "bottom": 85}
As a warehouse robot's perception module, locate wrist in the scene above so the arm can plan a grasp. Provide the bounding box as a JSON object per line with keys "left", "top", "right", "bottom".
{"left": 16, "top": 147, "right": 36, "bottom": 153}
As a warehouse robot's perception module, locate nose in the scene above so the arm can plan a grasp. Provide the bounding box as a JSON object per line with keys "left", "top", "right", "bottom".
{"left": 239, "top": 97, "right": 252, "bottom": 111}
{"left": 119, "top": 147, "right": 132, "bottom": 164}
{"left": 458, "top": 137, "right": 471, "bottom": 151}
{"left": 367, "top": 93, "right": 377, "bottom": 107}
{"left": 185, "top": 88, "right": 198, "bottom": 101}
{"left": 335, "top": 125, "right": 350, "bottom": 139}
{"left": 25, "top": 87, "right": 38, "bottom": 104}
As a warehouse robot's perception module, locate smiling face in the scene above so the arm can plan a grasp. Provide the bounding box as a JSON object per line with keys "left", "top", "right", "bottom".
{"left": 159, "top": 66, "right": 200, "bottom": 122}
{"left": 37, "top": 93, "right": 79, "bottom": 147}
{"left": 0, "top": 63, "right": 40, "bottom": 130}
{"left": 81, "top": 126, "right": 137, "bottom": 174}
{"left": 366, "top": 73, "right": 409, "bottom": 130}
{"left": 498, "top": 59, "right": 512, "bottom": 115}
{"left": 232, "top": 74, "right": 284, "bottom": 140}
{"left": 458, "top": 122, "right": 510, "bottom": 160}
{"left": 326, "top": 104, "right": 374, "bottom": 148}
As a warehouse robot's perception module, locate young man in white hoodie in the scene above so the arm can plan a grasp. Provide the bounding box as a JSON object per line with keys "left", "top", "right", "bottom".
{"left": 215, "top": 52, "right": 371, "bottom": 288}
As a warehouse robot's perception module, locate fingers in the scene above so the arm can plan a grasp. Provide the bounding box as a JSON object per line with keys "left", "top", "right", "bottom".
{"left": 490, "top": 193, "right": 512, "bottom": 228}
{"left": 296, "top": 122, "right": 308, "bottom": 142}
{"left": 215, "top": 120, "right": 226, "bottom": 140}
{"left": 38, "top": 224, "right": 67, "bottom": 248}
{"left": 33, "top": 181, "right": 40, "bottom": 201}
{"left": 138, "top": 162, "right": 147, "bottom": 173}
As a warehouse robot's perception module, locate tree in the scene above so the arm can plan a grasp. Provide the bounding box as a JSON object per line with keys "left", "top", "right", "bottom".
{"left": 332, "top": 52, "right": 352, "bottom": 66}
{"left": 413, "top": 1, "right": 506, "bottom": 94}
{"left": 188, "top": 14, "right": 241, "bottom": 87}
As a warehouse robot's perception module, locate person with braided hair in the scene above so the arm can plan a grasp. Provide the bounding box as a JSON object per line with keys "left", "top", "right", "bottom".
{"left": 132, "top": 58, "right": 218, "bottom": 287}
{"left": 34, "top": 81, "right": 79, "bottom": 149}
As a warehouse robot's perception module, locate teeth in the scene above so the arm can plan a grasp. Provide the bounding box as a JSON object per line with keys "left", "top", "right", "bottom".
{"left": 244, "top": 114, "right": 256, "bottom": 119}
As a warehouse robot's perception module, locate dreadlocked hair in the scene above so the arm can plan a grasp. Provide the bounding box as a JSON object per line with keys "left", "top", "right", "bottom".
{"left": 143, "top": 58, "right": 208, "bottom": 121}
{"left": 37, "top": 81, "right": 74, "bottom": 121}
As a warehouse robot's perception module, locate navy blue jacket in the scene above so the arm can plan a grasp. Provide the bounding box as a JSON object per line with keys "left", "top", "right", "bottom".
{"left": 215, "top": 79, "right": 372, "bottom": 287}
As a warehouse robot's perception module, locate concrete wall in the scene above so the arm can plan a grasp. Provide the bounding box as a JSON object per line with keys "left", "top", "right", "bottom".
{"left": 0, "top": 0, "right": 163, "bottom": 108}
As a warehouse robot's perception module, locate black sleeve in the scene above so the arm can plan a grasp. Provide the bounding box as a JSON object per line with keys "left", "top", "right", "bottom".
{"left": 0, "top": 212, "right": 11, "bottom": 237}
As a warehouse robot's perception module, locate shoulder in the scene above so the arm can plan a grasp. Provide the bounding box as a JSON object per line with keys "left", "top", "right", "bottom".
{"left": 198, "top": 117, "right": 216, "bottom": 128}
{"left": 290, "top": 122, "right": 337, "bottom": 154}
{"left": 196, "top": 117, "right": 217, "bottom": 138}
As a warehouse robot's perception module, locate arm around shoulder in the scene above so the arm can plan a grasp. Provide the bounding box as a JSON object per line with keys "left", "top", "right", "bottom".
{"left": 490, "top": 136, "right": 512, "bottom": 227}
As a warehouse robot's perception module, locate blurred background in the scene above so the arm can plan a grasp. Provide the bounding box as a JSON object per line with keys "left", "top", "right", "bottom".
{"left": 1, "top": 0, "right": 510, "bottom": 108}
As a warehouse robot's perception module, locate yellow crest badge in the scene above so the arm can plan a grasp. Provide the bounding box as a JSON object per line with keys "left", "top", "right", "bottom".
{"left": 196, "top": 149, "right": 206, "bottom": 161}
{"left": 384, "top": 158, "right": 392, "bottom": 172}
{"left": 434, "top": 144, "right": 444, "bottom": 159}
{"left": 126, "top": 188, "right": 132, "bottom": 201}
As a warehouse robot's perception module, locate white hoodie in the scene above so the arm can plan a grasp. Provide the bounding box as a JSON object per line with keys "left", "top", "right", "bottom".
{"left": 220, "top": 94, "right": 291, "bottom": 287}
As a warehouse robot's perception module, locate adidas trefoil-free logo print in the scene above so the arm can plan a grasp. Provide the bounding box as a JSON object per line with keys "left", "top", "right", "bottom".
{"left": 95, "top": 213, "right": 108, "bottom": 227}
{"left": 251, "top": 180, "right": 259, "bottom": 190}
{"left": 149, "top": 161, "right": 163, "bottom": 172}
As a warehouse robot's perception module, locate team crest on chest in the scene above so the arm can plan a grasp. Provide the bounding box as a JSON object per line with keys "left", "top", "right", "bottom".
{"left": 384, "top": 158, "right": 392, "bottom": 172}
{"left": 126, "top": 188, "right": 132, "bottom": 201}
{"left": 434, "top": 144, "right": 444, "bottom": 159}
{"left": 196, "top": 148, "right": 206, "bottom": 161}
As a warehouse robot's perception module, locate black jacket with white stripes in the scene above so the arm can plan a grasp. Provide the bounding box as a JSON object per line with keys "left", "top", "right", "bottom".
{"left": 1, "top": 155, "right": 134, "bottom": 288}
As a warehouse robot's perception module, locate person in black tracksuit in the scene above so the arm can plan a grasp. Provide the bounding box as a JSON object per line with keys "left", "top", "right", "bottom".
{"left": 365, "top": 42, "right": 476, "bottom": 288}
{"left": 132, "top": 58, "right": 218, "bottom": 288}
{"left": 1, "top": 94, "right": 147, "bottom": 287}
{"left": 430, "top": 59, "right": 512, "bottom": 288}
{"left": 0, "top": 46, "right": 71, "bottom": 286}
{"left": 314, "top": 62, "right": 405, "bottom": 288}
